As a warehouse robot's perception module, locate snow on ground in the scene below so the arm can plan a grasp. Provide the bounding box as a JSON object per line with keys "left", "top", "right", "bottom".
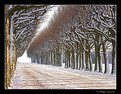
{"left": 47, "top": 63, "right": 115, "bottom": 75}
{"left": 10, "top": 63, "right": 116, "bottom": 89}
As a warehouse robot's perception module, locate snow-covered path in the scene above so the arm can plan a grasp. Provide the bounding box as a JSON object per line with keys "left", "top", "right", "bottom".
{"left": 10, "top": 63, "right": 116, "bottom": 89}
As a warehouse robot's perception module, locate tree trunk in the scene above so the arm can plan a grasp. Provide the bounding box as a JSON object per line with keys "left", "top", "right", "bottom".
{"left": 85, "top": 50, "right": 89, "bottom": 70}
{"left": 102, "top": 42, "right": 108, "bottom": 74}
{"left": 97, "top": 46, "right": 102, "bottom": 73}
{"left": 85, "top": 40, "right": 89, "bottom": 71}
{"left": 76, "top": 53, "right": 78, "bottom": 69}
{"left": 66, "top": 50, "right": 70, "bottom": 68}
{"left": 65, "top": 50, "right": 67, "bottom": 68}
{"left": 78, "top": 50, "right": 82, "bottom": 69}
{"left": 76, "top": 42, "right": 79, "bottom": 69}
{"left": 39, "top": 55, "right": 42, "bottom": 64}
{"left": 71, "top": 49, "right": 75, "bottom": 69}
{"left": 61, "top": 49, "right": 64, "bottom": 67}
{"left": 88, "top": 46, "right": 92, "bottom": 71}
{"left": 53, "top": 52, "right": 56, "bottom": 66}
{"left": 94, "top": 43, "right": 98, "bottom": 71}
{"left": 5, "top": 16, "right": 11, "bottom": 88}
{"left": 81, "top": 50, "right": 84, "bottom": 69}
{"left": 109, "top": 28, "right": 116, "bottom": 74}
{"left": 55, "top": 48, "right": 61, "bottom": 66}
{"left": 50, "top": 51, "right": 52, "bottom": 65}
{"left": 111, "top": 40, "right": 116, "bottom": 74}
{"left": 94, "top": 34, "right": 100, "bottom": 72}
{"left": 68, "top": 51, "right": 70, "bottom": 68}
{"left": 36, "top": 54, "right": 39, "bottom": 64}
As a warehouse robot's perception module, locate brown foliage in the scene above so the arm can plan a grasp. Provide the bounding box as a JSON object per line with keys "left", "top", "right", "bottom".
{"left": 27, "top": 5, "right": 87, "bottom": 53}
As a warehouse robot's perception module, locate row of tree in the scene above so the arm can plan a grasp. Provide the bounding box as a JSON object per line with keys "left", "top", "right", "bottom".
{"left": 27, "top": 5, "right": 116, "bottom": 74}
{"left": 5, "top": 5, "right": 49, "bottom": 89}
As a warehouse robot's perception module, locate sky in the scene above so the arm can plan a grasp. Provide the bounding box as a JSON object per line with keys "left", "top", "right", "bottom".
{"left": 17, "top": 51, "right": 31, "bottom": 63}
{"left": 36, "top": 5, "right": 59, "bottom": 35}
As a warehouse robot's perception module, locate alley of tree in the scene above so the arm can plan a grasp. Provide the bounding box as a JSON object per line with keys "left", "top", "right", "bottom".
{"left": 5, "top": 5, "right": 116, "bottom": 89}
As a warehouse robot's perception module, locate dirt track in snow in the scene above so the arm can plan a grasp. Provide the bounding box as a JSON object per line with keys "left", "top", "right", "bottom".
{"left": 10, "top": 63, "right": 116, "bottom": 89}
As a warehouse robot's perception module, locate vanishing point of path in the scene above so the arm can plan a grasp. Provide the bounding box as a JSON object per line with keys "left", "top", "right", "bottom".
{"left": 10, "top": 63, "right": 116, "bottom": 89}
